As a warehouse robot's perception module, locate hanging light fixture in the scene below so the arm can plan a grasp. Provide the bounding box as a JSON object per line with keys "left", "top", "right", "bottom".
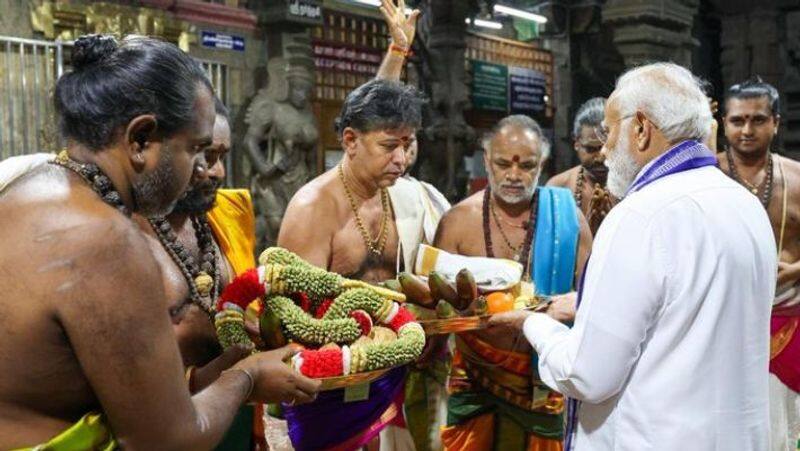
{"left": 465, "top": 18, "right": 504, "bottom": 30}
{"left": 349, "top": 0, "right": 414, "bottom": 14}
{"left": 493, "top": 4, "right": 548, "bottom": 24}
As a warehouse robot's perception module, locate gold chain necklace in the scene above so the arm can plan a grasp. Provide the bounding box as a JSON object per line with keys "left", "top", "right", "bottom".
{"left": 338, "top": 164, "right": 390, "bottom": 259}
{"left": 489, "top": 197, "right": 527, "bottom": 260}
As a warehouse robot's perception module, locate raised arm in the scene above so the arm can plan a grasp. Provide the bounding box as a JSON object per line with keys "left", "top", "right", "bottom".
{"left": 55, "top": 217, "right": 318, "bottom": 450}
{"left": 376, "top": 0, "right": 420, "bottom": 82}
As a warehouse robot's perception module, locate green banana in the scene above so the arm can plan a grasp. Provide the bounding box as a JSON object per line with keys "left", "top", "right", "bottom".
{"left": 259, "top": 307, "right": 287, "bottom": 350}
{"left": 454, "top": 268, "right": 478, "bottom": 310}
{"left": 468, "top": 296, "right": 488, "bottom": 316}
{"left": 382, "top": 278, "right": 403, "bottom": 293}
{"left": 435, "top": 299, "right": 459, "bottom": 319}
{"left": 398, "top": 272, "right": 435, "bottom": 308}
{"left": 429, "top": 271, "right": 458, "bottom": 303}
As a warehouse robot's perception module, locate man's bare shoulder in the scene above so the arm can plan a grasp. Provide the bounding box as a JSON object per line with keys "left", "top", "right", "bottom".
{"left": 285, "top": 168, "right": 339, "bottom": 216}
{"left": 440, "top": 190, "right": 483, "bottom": 226}
{"left": 777, "top": 154, "right": 800, "bottom": 176}
{"left": 547, "top": 166, "right": 579, "bottom": 187}
{"left": 279, "top": 168, "right": 341, "bottom": 251}
{"left": 776, "top": 154, "right": 800, "bottom": 200}
{"left": 0, "top": 167, "right": 159, "bottom": 302}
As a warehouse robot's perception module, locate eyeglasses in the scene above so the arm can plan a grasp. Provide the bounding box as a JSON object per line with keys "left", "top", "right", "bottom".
{"left": 594, "top": 114, "right": 635, "bottom": 144}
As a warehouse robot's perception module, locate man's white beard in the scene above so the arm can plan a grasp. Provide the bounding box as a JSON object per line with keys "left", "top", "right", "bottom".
{"left": 487, "top": 169, "right": 539, "bottom": 204}
{"left": 605, "top": 132, "right": 641, "bottom": 198}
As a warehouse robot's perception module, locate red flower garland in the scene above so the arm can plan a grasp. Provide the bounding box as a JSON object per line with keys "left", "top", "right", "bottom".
{"left": 291, "top": 292, "right": 312, "bottom": 313}
{"left": 349, "top": 310, "right": 373, "bottom": 336}
{"left": 217, "top": 268, "right": 264, "bottom": 311}
{"left": 299, "top": 349, "right": 343, "bottom": 378}
{"left": 387, "top": 306, "right": 415, "bottom": 332}
{"left": 315, "top": 298, "right": 334, "bottom": 319}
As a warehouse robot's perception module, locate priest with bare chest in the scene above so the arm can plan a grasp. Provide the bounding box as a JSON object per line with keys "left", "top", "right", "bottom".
{"left": 277, "top": 78, "right": 427, "bottom": 450}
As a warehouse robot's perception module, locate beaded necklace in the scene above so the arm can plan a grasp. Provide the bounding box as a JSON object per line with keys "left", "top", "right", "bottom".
{"left": 50, "top": 150, "right": 130, "bottom": 217}
{"left": 50, "top": 151, "right": 218, "bottom": 317}
{"left": 149, "top": 215, "right": 219, "bottom": 318}
{"left": 574, "top": 166, "right": 612, "bottom": 232}
{"left": 482, "top": 187, "right": 538, "bottom": 268}
{"left": 725, "top": 148, "right": 774, "bottom": 209}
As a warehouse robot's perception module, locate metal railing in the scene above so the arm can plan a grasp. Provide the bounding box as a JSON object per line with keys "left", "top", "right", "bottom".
{"left": 0, "top": 36, "right": 231, "bottom": 181}
{"left": 0, "top": 37, "right": 69, "bottom": 159}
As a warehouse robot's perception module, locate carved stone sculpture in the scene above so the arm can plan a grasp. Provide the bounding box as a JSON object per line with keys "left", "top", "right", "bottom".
{"left": 244, "top": 57, "right": 318, "bottom": 247}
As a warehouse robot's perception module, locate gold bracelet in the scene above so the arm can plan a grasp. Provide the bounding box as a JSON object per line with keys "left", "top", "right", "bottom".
{"left": 222, "top": 367, "right": 254, "bottom": 401}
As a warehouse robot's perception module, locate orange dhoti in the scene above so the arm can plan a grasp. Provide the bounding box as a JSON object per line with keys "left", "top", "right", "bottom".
{"left": 441, "top": 333, "right": 564, "bottom": 451}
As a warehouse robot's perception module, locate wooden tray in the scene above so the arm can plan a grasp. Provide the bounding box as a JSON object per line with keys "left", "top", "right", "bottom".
{"left": 419, "top": 315, "right": 490, "bottom": 334}
{"left": 419, "top": 304, "right": 546, "bottom": 335}
{"left": 319, "top": 367, "right": 395, "bottom": 391}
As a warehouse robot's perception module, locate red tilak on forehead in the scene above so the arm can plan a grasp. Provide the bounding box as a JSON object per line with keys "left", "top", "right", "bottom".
{"left": 511, "top": 155, "right": 520, "bottom": 163}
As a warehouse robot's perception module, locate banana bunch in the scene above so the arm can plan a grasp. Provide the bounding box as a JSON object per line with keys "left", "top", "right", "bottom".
{"left": 390, "top": 269, "right": 485, "bottom": 319}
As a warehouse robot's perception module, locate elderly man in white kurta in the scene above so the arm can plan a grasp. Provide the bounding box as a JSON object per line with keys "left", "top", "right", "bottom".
{"left": 490, "top": 62, "right": 777, "bottom": 451}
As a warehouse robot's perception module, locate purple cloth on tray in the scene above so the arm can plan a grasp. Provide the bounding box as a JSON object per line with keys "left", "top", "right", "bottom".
{"left": 282, "top": 366, "right": 408, "bottom": 451}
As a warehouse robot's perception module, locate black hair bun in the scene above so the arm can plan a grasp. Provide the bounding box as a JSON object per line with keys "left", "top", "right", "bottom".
{"left": 71, "top": 34, "right": 118, "bottom": 70}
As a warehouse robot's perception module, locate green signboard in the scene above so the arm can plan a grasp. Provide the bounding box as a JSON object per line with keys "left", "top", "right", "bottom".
{"left": 471, "top": 60, "right": 508, "bottom": 112}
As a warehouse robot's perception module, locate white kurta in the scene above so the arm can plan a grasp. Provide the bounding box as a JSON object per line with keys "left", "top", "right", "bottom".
{"left": 522, "top": 164, "right": 777, "bottom": 450}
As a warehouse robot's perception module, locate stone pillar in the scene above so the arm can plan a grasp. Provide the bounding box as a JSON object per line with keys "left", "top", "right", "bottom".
{"left": 716, "top": 3, "right": 798, "bottom": 154}
{"left": 415, "top": 0, "right": 477, "bottom": 201}
{"left": 545, "top": 36, "right": 575, "bottom": 175}
{"left": 602, "top": 0, "right": 700, "bottom": 68}
{"left": 719, "top": 10, "right": 783, "bottom": 91}
{"left": 783, "top": 9, "right": 800, "bottom": 154}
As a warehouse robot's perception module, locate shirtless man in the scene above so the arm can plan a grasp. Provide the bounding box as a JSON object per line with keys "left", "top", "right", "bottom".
{"left": 434, "top": 115, "right": 592, "bottom": 451}
{"left": 717, "top": 77, "right": 800, "bottom": 451}
{"left": 277, "top": 78, "right": 424, "bottom": 449}
{"left": 0, "top": 35, "right": 317, "bottom": 449}
{"left": 134, "top": 98, "right": 265, "bottom": 449}
{"left": 279, "top": 79, "right": 423, "bottom": 282}
{"left": 547, "top": 97, "right": 615, "bottom": 235}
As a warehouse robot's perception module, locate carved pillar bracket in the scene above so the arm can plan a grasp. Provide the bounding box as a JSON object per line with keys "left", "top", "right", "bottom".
{"left": 602, "top": 0, "right": 700, "bottom": 68}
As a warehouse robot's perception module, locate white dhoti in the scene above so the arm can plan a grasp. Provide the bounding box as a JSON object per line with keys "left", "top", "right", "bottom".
{"left": 771, "top": 286, "right": 800, "bottom": 451}
{"left": 770, "top": 373, "right": 800, "bottom": 451}
{"left": 385, "top": 177, "right": 451, "bottom": 451}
